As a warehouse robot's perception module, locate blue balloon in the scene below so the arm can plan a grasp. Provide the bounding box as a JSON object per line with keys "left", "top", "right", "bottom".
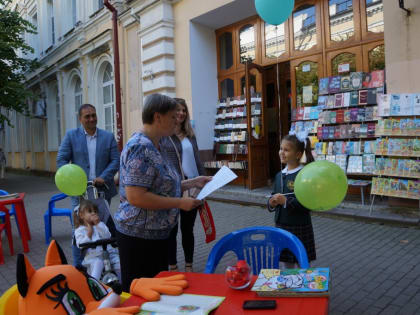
{"left": 255, "top": 0, "right": 295, "bottom": 26}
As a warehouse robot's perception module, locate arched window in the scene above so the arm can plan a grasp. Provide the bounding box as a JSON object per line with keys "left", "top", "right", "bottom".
{"left": 329, "top": 0, "right": 354, "bottom": 43}
{"left": 295, "top": 61, "right": 319, "bottom": 107}
{"left": 219, "top": 32, "right": 233, "bottom": 71}
{"left": 368, "top": 44, "right": 385, "bottom": 71}
{"left": 102, "top": 63, "right": 115, "bottom": 133}
{"left": 220, "top": 78, "right": 234, "bottom": 99}
{"left": 293, "top": 4, "right": 317, "bottom": 51}
{"left": 239, "top": 24, "right": 256, "bottom": 64}
{"left": 332, "top": 52, "right": 357, "bottom": 75}
{"left": 74, "top": 77, "right": 82, "bottom": 128}
{"left": 366, "top": 0, "right": 383, "bottom": 33}
{"left": 264, "top": 22, "right": 286, "bottom": 58}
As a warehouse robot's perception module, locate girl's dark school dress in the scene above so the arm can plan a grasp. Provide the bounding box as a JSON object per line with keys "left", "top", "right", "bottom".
{"left": 268, "top": 166, "right": 316, "bottom": 263}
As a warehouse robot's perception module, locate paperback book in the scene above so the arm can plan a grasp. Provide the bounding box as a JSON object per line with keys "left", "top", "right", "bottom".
{"left": 350, "top": 72, "right": 364, "bottom": 90}
{"left": 319, "top": 77, "right": 330, "bottom": 95}
{"left": 251, "top": 268, "right": 330, "bottom": 297}
{"left": 371, "top": 70, "right": 385, "bottom": 88}
{"left": 377, "top": 94, "right": 391, "bottom": 117}
{"left": 138, "top": 294, "right": 225, "bottom": 315}
{"left": 341, "top": 76, "right": 351, "bottom": 91}
{"left": 350, "top": 90, "right": 359, "bottom": 106}
{"left": 329, "top": 76, "right": 342, "bottom": 93}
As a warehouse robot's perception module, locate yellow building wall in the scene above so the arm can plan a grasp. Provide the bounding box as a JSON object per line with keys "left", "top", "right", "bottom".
{"left": 384, "top": 0, "right": 420, "bottom": 93}
{"left": 122, "top": 23, "right": 143, "bottom": 139}
{"left": 34, "top": 153, "right": 45, "bottom": 170}
{"left": 49, "top": 152, "right": 58, "bottom": 172}
{"left": 12, "top": 153, "right": 21, "bottom": 169}
{"left": 173, "top": 0, "right": 234, "bottom": 112}
{"left": 25, "top": 153, "right": 32, "bottom": 170}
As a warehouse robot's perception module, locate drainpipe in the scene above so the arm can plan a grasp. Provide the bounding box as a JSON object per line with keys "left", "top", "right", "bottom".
{"left": 104, "top": 0, "right": 123, "bottom": 151}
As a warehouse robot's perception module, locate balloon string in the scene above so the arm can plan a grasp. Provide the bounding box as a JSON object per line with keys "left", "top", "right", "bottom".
{"left": 275, "top": 25, "right": 285, "bottom": 188}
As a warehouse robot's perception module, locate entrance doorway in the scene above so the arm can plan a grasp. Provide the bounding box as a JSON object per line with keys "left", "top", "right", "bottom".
{"left": 263, "top": 62, "right": 291, "bottom": 179}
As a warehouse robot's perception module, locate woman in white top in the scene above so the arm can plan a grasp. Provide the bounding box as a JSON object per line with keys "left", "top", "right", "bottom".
{"left": 161, "top": 98, "right": 205, "bottom": 272}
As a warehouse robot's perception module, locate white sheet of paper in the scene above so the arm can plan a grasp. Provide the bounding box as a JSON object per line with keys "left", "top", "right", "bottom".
{"left": 196, "top": 166, "right": 237, "bottom": 200}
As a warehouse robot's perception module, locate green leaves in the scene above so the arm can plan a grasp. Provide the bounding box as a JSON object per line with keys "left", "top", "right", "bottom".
{"left": 0, "top": 0, "right": 40, "bottom": 126}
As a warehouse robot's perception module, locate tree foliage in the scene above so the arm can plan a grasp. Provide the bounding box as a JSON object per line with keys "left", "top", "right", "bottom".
{"left": 0, "top": 0, "right": 40, "bottom": 126}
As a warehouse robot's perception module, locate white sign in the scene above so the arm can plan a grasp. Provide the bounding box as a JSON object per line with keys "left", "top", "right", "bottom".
{"left": 338, "top": 63, "right": 350, "bottom": 73}
{"left": 303, "top": 85, "right": 313, "bottom": 103}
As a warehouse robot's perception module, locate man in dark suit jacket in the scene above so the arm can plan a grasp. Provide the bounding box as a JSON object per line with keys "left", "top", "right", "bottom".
{"left": 57, "top": 104, "right": 120, "bottom": 266}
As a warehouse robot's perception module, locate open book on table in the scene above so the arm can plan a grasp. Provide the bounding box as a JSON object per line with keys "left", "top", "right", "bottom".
{"left": 251, "top": 268, "right": 330, "bottom": 297}
{"left": 138, "top": 293, "right": 225, "bottom": 315}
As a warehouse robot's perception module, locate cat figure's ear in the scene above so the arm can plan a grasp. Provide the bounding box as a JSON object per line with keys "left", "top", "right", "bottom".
{"left": 17, "top": 254, "right": 36, "bottom": 297}
{"left": 45, "top": 239, "right": 68, "bottom": 266}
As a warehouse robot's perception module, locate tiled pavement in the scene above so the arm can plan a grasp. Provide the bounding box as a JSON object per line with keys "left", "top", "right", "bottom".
{"left": 1, "top": 173, "right": 420, "bottom": 314}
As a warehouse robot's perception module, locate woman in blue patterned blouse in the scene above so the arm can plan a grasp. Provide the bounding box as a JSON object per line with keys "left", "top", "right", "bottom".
{"left": 115, "top": 93, "right": 211, "bottom": 291}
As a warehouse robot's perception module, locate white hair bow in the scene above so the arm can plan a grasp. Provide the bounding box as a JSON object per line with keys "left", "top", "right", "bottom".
{"left": 289, "top": 129, "right": 309, "bottom": 148}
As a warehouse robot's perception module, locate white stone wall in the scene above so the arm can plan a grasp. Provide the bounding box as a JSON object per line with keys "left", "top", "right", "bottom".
{"left": 137, "top": 1, "right": 176, "bottom": 97}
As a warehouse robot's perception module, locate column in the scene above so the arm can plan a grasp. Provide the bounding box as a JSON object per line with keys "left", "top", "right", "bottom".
{"left": 138, "top": 0, "right": 176, "bottom": 97}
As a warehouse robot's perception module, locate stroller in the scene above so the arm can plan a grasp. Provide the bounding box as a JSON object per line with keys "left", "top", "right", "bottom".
{"left": 79, "top": 237, "right": 120, "bottom": 286}
{"left": 72, "top": 181, "right": 119, "bottom": 279}
{"left": 83, "top": 181, "right": 115, "bottom": 233}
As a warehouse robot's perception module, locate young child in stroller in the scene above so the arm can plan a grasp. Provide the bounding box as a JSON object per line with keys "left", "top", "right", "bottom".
{"left": 74, "top": 199, "right": 121, "bottom": 281}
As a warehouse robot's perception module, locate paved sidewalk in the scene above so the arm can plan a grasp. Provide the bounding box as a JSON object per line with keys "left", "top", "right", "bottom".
{"left": 210, "top": 184, "right": 420, "bottom": 226}
{"left": 2, "top": 172, "right": 420, "bottom": 315}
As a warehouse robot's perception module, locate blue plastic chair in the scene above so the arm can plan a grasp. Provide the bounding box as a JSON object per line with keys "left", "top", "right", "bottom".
{"left": 204, "top": 226, "right": 309, "bottom": 275}
{"left": 0, "top": 190, "right": 20, "bottom": 235}
{"left": 44, "top": 193, "right": 73, "bottom": 244}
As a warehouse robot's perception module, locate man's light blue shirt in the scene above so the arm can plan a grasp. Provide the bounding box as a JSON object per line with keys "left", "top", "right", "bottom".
{"left": 84, "top": 128, "right": 97, "bottom": 180}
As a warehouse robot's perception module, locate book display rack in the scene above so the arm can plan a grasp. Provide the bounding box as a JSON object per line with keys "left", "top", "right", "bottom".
{"left": 205, "top": 63, "right": 269, "bottom": 189}
{"left": 204, "top": 96, "right": 252, "bottom": 172}
{"left": 313, "top": 70, "right": 385, "bottom": 176}
{"left": 370, "top": 93, "right": 420, "bottom": 208}
{"left": 203, "top": 93, "right": 264, "bottom": 187}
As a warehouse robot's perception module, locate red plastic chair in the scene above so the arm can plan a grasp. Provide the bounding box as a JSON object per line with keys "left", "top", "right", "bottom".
{"left": 0, "top": 206, "right": 14, "bottom": 264}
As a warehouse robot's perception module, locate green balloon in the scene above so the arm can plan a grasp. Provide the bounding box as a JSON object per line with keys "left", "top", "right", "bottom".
{"left": 294, "top": 161, "right": 348, "bottom": 211}
{"left": 55, "top": 164, "right": 87, "bottom": 196}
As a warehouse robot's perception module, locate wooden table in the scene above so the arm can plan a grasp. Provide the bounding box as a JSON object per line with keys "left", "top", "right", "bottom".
{"left": 122, "top": 271, "right": 329, "bottom": 314}
{"left": 0, "top": 193, "right": 31, "bottom": 253}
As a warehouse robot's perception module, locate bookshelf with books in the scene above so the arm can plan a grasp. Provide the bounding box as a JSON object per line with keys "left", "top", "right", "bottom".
{"left": 204, "top": 62, "right": 270, "bottom": 189}
{"left": 370, "top": 93, "right": 420, "bottom": 202}
{"left": 290, "top": 106, "right": 321, "bottom": 150}
{"left": 204, "top": 96, "right": 249, "bottom": 185}
{"left": 205, "top": 92, "right": 268, "bottom": 188}
{"left": 315, "top": 70, "right": 385, "bottom": 178}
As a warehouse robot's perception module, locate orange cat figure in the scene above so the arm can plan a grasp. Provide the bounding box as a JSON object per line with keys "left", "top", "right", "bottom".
{"left": 16, "top": 240, "right": 139, "bottom": 315}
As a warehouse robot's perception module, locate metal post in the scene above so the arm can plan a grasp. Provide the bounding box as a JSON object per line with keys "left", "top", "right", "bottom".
{"left": 104, "top": 0, "right": 123, "bottom": 151}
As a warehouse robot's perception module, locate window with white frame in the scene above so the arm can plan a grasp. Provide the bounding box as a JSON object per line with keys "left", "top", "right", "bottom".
{"left": 56, "top": 91, "right": 61, "bottom": 145}
{"left": 98, "top": 0, "right": 104, "bottom": 10}
{"left": 102, "top": 63, "right": 115, "bottom": 133}
{"left": 47, "top": 0, "right": 55, "bottom": 45}
{"left": 74, "top": 78, "right": 82, "bottom": 128}
{"left": 47, "top": 84, "right": 61, "bottom": 151}
{"left": 25, "top": 116, "right": 31, "bottom": 151}
{"left": 72, "top": 0, "right": 77, "bottom": 26}
{"left": 5, "top": 122, "right": 11, "bottom": 153}
{"left": 33, "top": 118, "right": 44, "bottom": 153}
{"left": 30, "top": 12, "right": 38, "bottom": 57}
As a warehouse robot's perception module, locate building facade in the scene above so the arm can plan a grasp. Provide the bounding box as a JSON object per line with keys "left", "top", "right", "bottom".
{"left": 2, "top": 0, "right": 176, "bottom": 172}
{"left": 3, "top": 0, "right": 420, "bottom": 180}
{"left": 171, "top": 0, "right": 420, "bottom": 188}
